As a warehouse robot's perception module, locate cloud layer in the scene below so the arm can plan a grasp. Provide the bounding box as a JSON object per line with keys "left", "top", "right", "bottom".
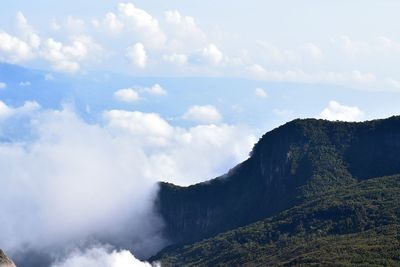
{"left": 1, "top": 3, "right": 400, "bottom": 91}
{"left": 51, "top": 246, "right": 159, "bottom": 267}
{"left": 0, "top": 100, "right": 255, "bottom": 265}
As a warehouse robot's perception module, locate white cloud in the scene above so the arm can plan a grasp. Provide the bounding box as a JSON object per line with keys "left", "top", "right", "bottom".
{"left": 165, "top": 10, "right": 199, "bottom": 33}
{"left": 0, "top": 31, "right": 34, "bottom": 63}
{"left": 51, "top": 246, "right": 158, "bottom": 267}
{"left": 104, "top": 110, "right": 174, "bottom": 146}
{"left": 248, "top": 64, "right": 382, "bottom": 89}
{"left": 41, "top": 35, "right": 102, "bottom": 73}
{"left": 16, "top": 12, "right": 41, "bottom": 49}
{"left": 0, "top": 107, "right": 165, "bottom": 257}
{"left": 183, "top": 105, "right": 222, "bottom": 124}
{"left": 202, "top": 44, "right": 223, "bottom": 65}
{"left": 165, "top": 10, "right": 206, "bottom": 51}
{"left": 0, "top": 101, "right": 13, "bottom": 119}
{"left": 0, "top": 100, "right": 40, "bottom": 120}
{"left": 254, "top": 88, "right": 267, "bottom": 98}
{"left": 0, "top": 104, "right": 256, "bottom": 263}
{"left": 104, "top": 12, "right": 124, "bottom": 34}
{"left": 319, "top": 101, "right": 364, "bottom": 122}
{"left": 103, "top": 108, "right": 255, "bottom": 186}
{"left": 146, "top": 84, "right": 167, "bottom": 96}
{"left": 118, "top": 3, "right": 166, "bottom": 48}
{"left": 94, "top": 12, "right": 124, "bottom": 34}
{"left": 126, "top": 43, "right": 147, "bottom": 68}
{"left": 163, "top": 53, "right": 188, "bottom": 66}
{"left": 0, "top": 82, "right": 7, "bottom": 89}
{"left": 114, "top": 88, "right": 140, "bottom": 103}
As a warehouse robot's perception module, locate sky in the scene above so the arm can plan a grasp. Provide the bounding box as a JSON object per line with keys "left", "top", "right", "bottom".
{"left": 1, "top": 1, "right": 400, "bottom": 266}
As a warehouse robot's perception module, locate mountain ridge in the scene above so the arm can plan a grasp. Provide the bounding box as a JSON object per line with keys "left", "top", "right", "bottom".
{"left": 152, "top": 116, "right": 400, "bottom": 264}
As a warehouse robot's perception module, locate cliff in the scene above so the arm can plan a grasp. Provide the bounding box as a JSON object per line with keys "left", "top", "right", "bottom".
{"left": 155, "top": 116, "right": 400, "bottom": 245}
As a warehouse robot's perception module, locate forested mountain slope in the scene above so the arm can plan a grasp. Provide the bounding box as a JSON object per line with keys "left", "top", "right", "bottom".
{"left": 155, "top": 116, "right": 400, "bottom": 247}
{"left": 152, "top": 174, "right": 400, "bottom": 266}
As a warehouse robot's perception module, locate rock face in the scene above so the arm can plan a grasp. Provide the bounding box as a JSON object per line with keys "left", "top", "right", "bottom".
{"left": 0, "top": 250, "right": 16, "bottom": 267}
{"left": 156, "top": 116, "right": 400, "bottom": 245}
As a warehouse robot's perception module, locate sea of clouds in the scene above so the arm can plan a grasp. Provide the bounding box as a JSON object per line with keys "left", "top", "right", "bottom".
{"left": 0, "top": 101, "right": 255, "bottom": 266}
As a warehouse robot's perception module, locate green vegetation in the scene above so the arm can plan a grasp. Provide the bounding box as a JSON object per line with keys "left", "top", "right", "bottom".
{"left": 153, "top": 175, "right": 400, "bottom": 266}
{"left": 153, "top": 117, "right": 400, "bottom": 265}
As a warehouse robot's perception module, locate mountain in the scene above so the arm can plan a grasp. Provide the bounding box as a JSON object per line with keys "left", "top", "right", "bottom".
{"left": 151, "top": 116, "right": 400, "bottom": 265}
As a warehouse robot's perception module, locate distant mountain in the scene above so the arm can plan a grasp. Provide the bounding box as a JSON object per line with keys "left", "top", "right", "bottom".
{"left": 151, "top": 116, "right": 400, "bottom": 265}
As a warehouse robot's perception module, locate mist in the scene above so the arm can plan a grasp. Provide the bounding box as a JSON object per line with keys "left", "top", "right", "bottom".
{"left": 0, "top": 102, "right": 255, "bottom": 266}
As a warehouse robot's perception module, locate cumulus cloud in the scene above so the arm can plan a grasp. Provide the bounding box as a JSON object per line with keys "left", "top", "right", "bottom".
{"left": 41, "top": 35, "right": 102, "bottom": 73}
{"left": 0, "top": 31, "right": 35, "bottom": 63}
{"left": 16, "top": 12, "right": 41, "bottom": 49}
{"left": 165, "top": 10, "right": 202, "bottom": 37}
{"left": 254, "top": 88, "right": 267, "bottom": 98}
{"left": 51, "top": 246, "right": 159, "bottom": 267}
{"left": 0, "top": 101, "right": 13, "bottom": 119}
{"left": 104, "top": 12, "right": 124, "bottom": 33}
{"left": 118, "top": 3, "right": 166, "bottom": 48}
{"left": 126, "top": 43, "right": 147, "bottom": 68}
{"left": 114, "top": 88, "right": 140, "bottom": 103}
{"left": 319, "top": 100, "right": 364, "bottom": 122}
{"left": 1, "top": 12, "right": 103, "bottom": 73}
{"left": 104, "top": 110, "right": 174, "bottom": 146}
{"left": 0, "top": 82, "right": 7, "bottom": 89}
{"left": 183, "top": 105, "right": 222, "bottom": 124}
{"left": 0, "top": 100, "right": 40, "bottom": 120}
{"left": 94, "top": 12, "right": 124, "bottom": 34}
{"left": 114, "top": 85, "right": 167, "bottom": 100}
{"left": 101, "top": 108, "right": 254, "bottom": 185}
{"left": 145, "top": 84, "right": 167, "bottom": 96}
{"left": 165, "top": 10, "right": 206, "bottom": 51}
{"left": 202, "top": 44, "right": 223, "bottom": 65}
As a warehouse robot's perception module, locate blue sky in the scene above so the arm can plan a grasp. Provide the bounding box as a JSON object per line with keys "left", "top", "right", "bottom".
{"left": 1, "top": 1, "right": 400, "bottom": 125}
{"left": 1, "top": 1, "right": 400, "bottom": 174}
{"left": 1, "top": 0, "right": 400, "bottom": 83}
